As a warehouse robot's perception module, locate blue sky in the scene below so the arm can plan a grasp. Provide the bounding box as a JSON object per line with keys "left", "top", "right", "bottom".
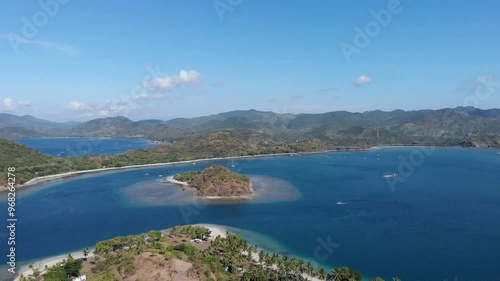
{"left": 1, "top": 0, "right": 499, "bottom": 121}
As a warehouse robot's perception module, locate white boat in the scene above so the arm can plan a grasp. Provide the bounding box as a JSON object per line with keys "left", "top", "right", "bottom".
{"left": 336, "top": 201, "right": 346, "bottom": 205}
{"left": 383, "top": 173, "right": 398, "bottom": 178}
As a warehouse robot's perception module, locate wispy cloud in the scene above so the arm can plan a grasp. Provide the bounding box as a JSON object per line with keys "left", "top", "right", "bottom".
{"left": 0, "top": 34, "right": 80, "bottom": 56}
{"left": 290, "top": 94, "right": 303, "bottom": 101}
{"left": 66, "top": 96, "right": 138, "bottom": 118}
{"left": 143, "top": 70, "right": 202, "bottom": 92}
{"left": 212, "top": 81, "right": 225, "bottom": 88}
{"left": 3, "top": 98, "right": 32, "bottom": 111}
{"left": 317, "top": 87, "right": 340, "bottom": 94}
{"left": 355, "top": 75, "right": 373, "bottom": 87}
{"left": 132, "top": 93, "right": 168, "bottom": 101}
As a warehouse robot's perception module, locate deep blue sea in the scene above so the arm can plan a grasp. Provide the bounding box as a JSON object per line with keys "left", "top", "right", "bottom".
{"left": 15, "top": 138, "right": 155, "bottom": 156}
{"left": 1, "top": 147, "right": 500, "bottom": 281}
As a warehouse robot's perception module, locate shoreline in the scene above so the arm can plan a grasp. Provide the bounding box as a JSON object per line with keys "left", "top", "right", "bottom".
{"left": 163, "top": 176, "right": 258, "bottom": 200}
{"left": 13, "top": 224, "right": 228, "bottom": 281}
{"left": 13, "top": 250, "right": 94, "bottom": 281}
{"left": 1, "top": 147, "right": 367, "bottom": 192}
{"left": 3, "top": 145, "right": 497, "bottom": 192}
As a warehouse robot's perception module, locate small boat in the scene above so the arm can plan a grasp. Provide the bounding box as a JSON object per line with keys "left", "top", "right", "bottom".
{"left": 336, "top": 201, "right": 347, "bottom": 205}
{"left": 383, "top": 173, "right": 398, "bottom": 178}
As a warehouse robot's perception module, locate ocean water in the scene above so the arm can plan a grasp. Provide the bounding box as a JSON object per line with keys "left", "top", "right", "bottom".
{"left": 15, "top": 138, "right": 156, "bottom": 156}
{"left": 1, "top": 147, "right": 499, "bottom": 281}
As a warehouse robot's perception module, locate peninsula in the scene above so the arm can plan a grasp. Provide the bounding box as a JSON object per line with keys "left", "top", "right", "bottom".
{"left": 167, "top": 165, "right": 255, "bottom": 199}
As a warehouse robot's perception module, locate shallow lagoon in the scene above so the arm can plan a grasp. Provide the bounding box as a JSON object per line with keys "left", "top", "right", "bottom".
{"left": 1, "top": 148, "right": 500, "bottom": 281}
{"left": 121, "top": 175, "right": 302, "bottom": 206}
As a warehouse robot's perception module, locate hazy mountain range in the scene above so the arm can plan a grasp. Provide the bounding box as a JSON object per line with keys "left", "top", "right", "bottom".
{"left": 1, "top": 107, "right": 499, "bottom": 147}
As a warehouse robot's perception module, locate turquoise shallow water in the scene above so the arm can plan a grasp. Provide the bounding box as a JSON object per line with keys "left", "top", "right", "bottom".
{"left": 1, "top": 147, "right": 500, "bottom": 281}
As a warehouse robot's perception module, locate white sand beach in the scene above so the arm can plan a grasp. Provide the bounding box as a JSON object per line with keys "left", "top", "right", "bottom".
{"left": 14, "top": 225, "right": 227, "bottom": 280}
{"left": 1, "top": 148, "right": 368, "bottom": 192}
{"left": 14, "top": 250, "right": 94, "bottom": 281}
{"left": 14, "top": 224, "right": 323, "bottom": 281}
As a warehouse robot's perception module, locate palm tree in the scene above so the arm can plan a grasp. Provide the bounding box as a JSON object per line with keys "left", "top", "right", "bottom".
{"left": 83, "top": 247, "right": 90, "bottom": 259}
{"left": 328, "top": 267, "right": 362, "bottom": 281}
{"left": 258, "top": 250, "right": 265, "bottom": 265}
{"left": 306, "top": 261, "right": 314, "bottom": 279}
{"left": 318, "top": 268, "right": 327, "bottom": 280}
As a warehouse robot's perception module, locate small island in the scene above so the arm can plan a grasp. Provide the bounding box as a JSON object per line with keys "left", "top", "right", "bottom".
{"left": 166, "top": 165, "right": 255, "bottom": 199}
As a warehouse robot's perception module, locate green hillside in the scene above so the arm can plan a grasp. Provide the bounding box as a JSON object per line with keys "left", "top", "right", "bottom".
{"left": 0, "top": 131, "right": 339, "bottom": 187}
{"left": 2, "top": 107, "right": 499, "bottom": 147}
{"left": 20, "top": 225, "right": 381, "bottom": 281}
{"left": 174, "top": 165, "right": 252, "bottom": 197}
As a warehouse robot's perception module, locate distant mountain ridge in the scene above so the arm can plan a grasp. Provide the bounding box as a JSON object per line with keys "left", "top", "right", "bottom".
{"left": 1, "top": 107, "right": 499, "bottom": 147}
{"left": 0, "top": 113, "right": 81, "bottom": 132}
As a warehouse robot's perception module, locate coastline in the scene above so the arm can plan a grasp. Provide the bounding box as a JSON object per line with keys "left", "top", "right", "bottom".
{"left": 1, "top": 147, "right": 367, "bottom": 192}
{"left": 14, "top": 250, "right": 94, "bottom": 281}
{"left": 13, "top": 224, "right": 228, "bottom": 281}
{"left": 3, "top": 145, "right": 497, "bottom": 192}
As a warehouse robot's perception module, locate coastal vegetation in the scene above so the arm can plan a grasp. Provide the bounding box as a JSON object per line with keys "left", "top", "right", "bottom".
{"left": 18, "top": 225, "right": 395, "bottom": 281}
{"left": 0, "top": 131, "right": 350, "bottom": 187}
{"left": 2, "top": 106, "right": 500, "bottom": 187}
{"left": 173, "top": 165, "right": 252, "bottom": 197}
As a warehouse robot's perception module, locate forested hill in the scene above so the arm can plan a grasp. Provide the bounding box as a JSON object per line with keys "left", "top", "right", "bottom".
{"left": 0, "top": 131, "right": 351, "bottom": 187}
{"left": 174, "top": 165, "right": 253, "bottom": 197}
{"left": 1, "top": 107, "right": 499, "bottom": 147}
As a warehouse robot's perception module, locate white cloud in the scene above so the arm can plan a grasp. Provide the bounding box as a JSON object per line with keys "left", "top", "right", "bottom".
{"left": 3, "top": 98, "right": 14, "bottom": 110}
{"left": 143, "top": 70, "right": 202, "bottom": 92}
{"left": 1, "top": 34, "right": 80, "bottom": 56}
{"left": 66, "top": 97, "right": 137, "bottom": 118}
{"left": 67, "top": 101, "right": 88, "bottom": 111}
{"left": 132, "top": 93, "right": 167, "bottom": 101}
{"left": 3, "top": 98, "right": 32, "bottom": 111}
{"left": 355, "top": 75, "right": 373, "bottom": 87}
